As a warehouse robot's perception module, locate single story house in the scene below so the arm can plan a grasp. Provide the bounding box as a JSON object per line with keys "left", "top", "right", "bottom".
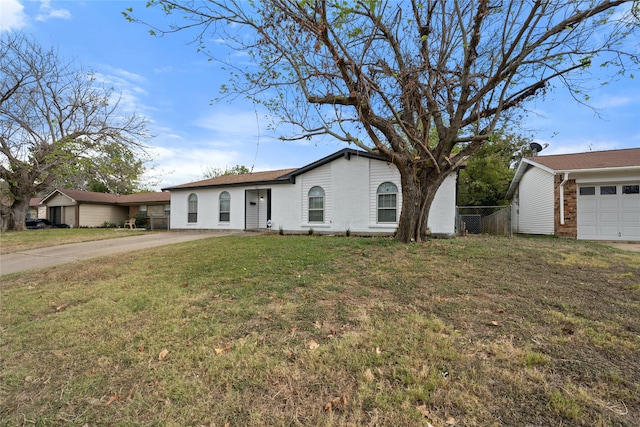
{"left": 507, "top": 148, "right": 640, "bottom": 241}
{"left": 39, "top": 189, "right": 171, "bottom": 228}
{"left": 28, "top": 198, "right": 46, "bottom": 219}
{"left": 164, "top": 148, "right": 457, "bottom": 236}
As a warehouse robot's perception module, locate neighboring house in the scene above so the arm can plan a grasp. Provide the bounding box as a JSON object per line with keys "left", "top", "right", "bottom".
{"left": 164, "top": 148, "right": 457, "bottom": 236}
{"left": 507, "top": 148, "right": 640, "bottom": 241}
{"left": 39, "top": 189, "right": 171, "bottom": 228}
{"left": 28, "top": 198, "right": 46, "bottom": 219}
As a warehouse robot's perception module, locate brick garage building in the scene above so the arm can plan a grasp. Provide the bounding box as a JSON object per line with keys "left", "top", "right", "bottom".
{"left": 507, "top": 148, "right": 640, "bottom": 241}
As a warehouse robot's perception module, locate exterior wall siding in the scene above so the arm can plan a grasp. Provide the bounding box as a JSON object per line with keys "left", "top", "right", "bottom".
{"left": 369, "top": 160, "right": 402, "bottom": 231}
{"left": 515, "top": 167, "right": 555, "bottom": 235}
{"left": 429, "top": 174, "right": 457, "bottom": 235}
{"left": 300, "top": 163, "right": 332, "bottom": 228}
{"left": 47, "top": 194, "right": 75, "bottom": 206}
{"left": 169, "top": 154, "right": 457, "bottom": 235}
{"left": 79, "top": 205, "right": 128, "bottom": 227}
{"left": 62, "top": 206, "right": 76, "bottom": 227}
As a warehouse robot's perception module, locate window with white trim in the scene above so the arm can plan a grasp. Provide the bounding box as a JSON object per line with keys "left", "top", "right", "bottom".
{"left": 377, "top": 182, "right": 398, "bottom": 223}
{"left": 188, "top": 193, "right": 198, "bottom": 223}
{"left": 219, "top": 191, "right": 230, "bottom": 222}
{"left": 308, "top": 186, "right": 325, "bottom": 222}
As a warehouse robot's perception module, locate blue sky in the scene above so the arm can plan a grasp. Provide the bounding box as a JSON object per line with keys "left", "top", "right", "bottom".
{"left": 2, "top": 0, "right": 639, "bottom": 191}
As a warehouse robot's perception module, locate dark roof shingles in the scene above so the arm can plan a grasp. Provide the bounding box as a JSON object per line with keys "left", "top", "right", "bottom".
{"left": 54, "top": 189, "right": 169, "bottom": 204}
{"left": 532, "top": 148, "right": 640, "bottom": 171}
{"left": 166, "top": 169, "right": 297, "bottom": 190}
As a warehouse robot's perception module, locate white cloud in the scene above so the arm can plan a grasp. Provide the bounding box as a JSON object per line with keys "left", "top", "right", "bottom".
{"left": 0, "top": 0, "right": 27, "bottom": 31}
{"left": 193, "top": 109, "right": 265, "bottom": 138}
{"left": 592, "top": 95, "right": 635, "bottom": 109}
{"left": 145, "top": 143, "right": 240, "bottom": 189}
{"left": 35, "top": 0, "right": 71, "bottom": 22}
{"left": 91, "top": 68, "right": 149, "bottom": 115}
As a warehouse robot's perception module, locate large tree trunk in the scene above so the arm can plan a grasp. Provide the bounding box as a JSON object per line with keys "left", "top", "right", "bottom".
{"left": 395, "top": 160, "right": 451, "bottom": 243}
{"left": 1, "top": 198, "right": 28, "bottom": 231}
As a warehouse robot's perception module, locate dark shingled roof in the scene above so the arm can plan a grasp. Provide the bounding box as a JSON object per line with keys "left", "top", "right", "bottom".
{"left": 530, "top": 147, "right": 640, "bottom": 171}
{"left": 165, "top": 169, "right": 298, "bottom": 190}
{"left": 118, "top": 192, "right": 171, "bottom": 204}
{"left": 163, "top": 148, "right": 391, "bottom": 191}
{"left": 43, "top": 189, "right": 170, "bottom": 205}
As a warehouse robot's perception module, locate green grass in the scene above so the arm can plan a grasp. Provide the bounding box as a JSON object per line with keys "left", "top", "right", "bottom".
{"left": 1, "top": 235, "right": 639, "bottom": 426}
{"left": 0, "top": 228, "right": 148, "bottom": 254}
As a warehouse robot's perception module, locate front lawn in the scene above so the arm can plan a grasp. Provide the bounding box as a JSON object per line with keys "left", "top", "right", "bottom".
{"left": 1, "top": 235, "right": 638, "bottom": 426}
{"left": 0, "top": 228, "right": 148, "bottom": 254}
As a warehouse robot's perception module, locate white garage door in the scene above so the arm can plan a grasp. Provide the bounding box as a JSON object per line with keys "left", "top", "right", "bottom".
{"left": 577, "top": 183, "right": 640, "bottom": 241}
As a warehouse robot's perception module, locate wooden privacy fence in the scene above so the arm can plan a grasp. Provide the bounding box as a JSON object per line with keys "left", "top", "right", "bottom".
{"left": 481, "top": 207, "right": 511, "bottom": 236}
{"left": 457, "top": 206, "right": 511, "bottom": 237}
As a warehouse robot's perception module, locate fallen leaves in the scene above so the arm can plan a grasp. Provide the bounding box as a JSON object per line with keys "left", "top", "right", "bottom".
{"left": 324, "top": 396, "right": 348, "bottom": 412}
{"left": 364, "top": 368, "right": 375, "bottom": 382}
{"left": 416, "top": 405, "right": 457, "bottom": 426}
{"left": 158, "top": 349, "right": 169, "bottom": 361}
{"left": 106, "top": 395, "right": 117, "bottom": 405}
{"left": 307, "top": 339, "right": 320, "bottom": 350}
{"left": 214, "top": 344, "right": 233, "bottom": 355}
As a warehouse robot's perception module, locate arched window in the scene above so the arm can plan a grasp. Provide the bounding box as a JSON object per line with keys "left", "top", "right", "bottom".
{"left": 188, "top": 193, "right": 198, "bottom": 223}
{"left": 219, "top": 191, "right": 230, "bottom": 222}
{"left": 308, "top": 186, "right": 325, "bottom": 222}
{"left": 377, "top": 182, "right": 398, "bottom": 223}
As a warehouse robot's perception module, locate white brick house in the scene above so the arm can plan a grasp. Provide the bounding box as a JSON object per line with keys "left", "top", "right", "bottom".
{"left": 165, "top": 149, "right": 457, "bottom": 236}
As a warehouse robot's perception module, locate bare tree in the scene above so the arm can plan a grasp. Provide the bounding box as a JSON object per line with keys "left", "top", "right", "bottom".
{"left": 128, "top": 0, "right": 639, "bottom": 242}
{"left": 0, "top": 33, "right": 150, "bottom": 231}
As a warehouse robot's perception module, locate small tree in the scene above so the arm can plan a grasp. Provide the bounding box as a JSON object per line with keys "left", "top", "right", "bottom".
{"left": 457, "top": 130, "right": 531, "bottom": 207}
{"left": 0, "top": 33, "right": 150, "bottom": 231}
{"left": 51, "top": 142, "right": 150, "bottom": 194}
{"left": 127, "top": 0, "right": 639, "bottom": 242}
{"left": 202, "top": 164, "right": 250, "bottom": 179}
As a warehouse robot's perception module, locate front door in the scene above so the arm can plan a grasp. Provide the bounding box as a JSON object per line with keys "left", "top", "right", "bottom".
{"left": 245, "top": 189, "right": 271, "bottom": 229}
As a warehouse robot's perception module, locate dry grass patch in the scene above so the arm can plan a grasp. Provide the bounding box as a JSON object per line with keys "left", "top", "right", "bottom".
{"left": 1, "top": 235, "right": 638, "bottom": 426}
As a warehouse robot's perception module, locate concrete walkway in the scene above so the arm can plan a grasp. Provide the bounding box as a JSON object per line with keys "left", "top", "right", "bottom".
{"left": 0, "top": 231, "right": 248, "bottom": 276}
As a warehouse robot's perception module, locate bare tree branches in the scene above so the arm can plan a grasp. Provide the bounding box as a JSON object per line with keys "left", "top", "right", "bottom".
{"left": 0, "top": 32, "right": 151, "bottom": 230}
{"left": 130, "top": 0, "right": 639, "bottom": 241}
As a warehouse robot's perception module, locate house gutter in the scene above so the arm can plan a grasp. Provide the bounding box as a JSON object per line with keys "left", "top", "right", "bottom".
{"left": 559, "top": 172, "right": 569, "bottom": 225}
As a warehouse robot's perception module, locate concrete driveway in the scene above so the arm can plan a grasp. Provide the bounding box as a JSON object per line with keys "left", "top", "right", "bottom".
{"left": 603, "top": 242, "right": 640, "bottom": 252}
{"left": 0, "top": 231, "right": 248, "bottom": 276}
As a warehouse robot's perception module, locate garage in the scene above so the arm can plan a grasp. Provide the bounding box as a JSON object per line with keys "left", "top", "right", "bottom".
{"left": 577, "top": 183, "right": 640, "bottom": 240}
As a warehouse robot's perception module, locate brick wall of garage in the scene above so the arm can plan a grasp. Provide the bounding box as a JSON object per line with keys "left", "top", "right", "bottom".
{"left": 554, "top": 176, "right": 577, "bottom": 238}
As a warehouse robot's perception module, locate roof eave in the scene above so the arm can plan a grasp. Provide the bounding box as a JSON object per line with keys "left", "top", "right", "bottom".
{"left": 553, "top": 165, "right": 640, "bottom": 174}
{"left": 163, "top": 177, "right": 292, "bottom": 192}
{"left": 506, "top": 162, "right": 640, "bottom": 200}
